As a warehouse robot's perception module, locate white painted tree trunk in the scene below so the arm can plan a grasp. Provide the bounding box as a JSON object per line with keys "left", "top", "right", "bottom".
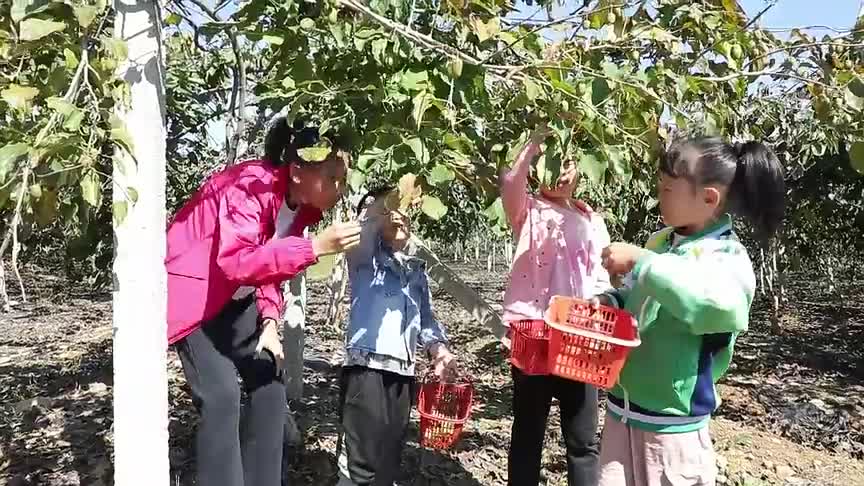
{"left": 282, "top": 272, "right": 306, "bottom": 402}
{"left": 112, "top": 1, "right": 168, "bottom": 484}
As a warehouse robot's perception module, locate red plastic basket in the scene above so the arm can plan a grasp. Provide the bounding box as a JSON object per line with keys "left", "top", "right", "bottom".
{"left": 544, "top": 296, "right": 640, "bottom": 389}
{"left": 509, "top": 320, "right": 550, "bottom": 375}
{"left": 417, "top": 378, "right": 474, "bottom": 450}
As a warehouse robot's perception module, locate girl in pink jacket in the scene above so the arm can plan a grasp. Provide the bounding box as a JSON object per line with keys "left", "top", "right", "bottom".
{"left": 165, "top": 117, "right": 361, "bottom": 486}
{"left": 500, "top": 125, "right": 612, "bottom": 486}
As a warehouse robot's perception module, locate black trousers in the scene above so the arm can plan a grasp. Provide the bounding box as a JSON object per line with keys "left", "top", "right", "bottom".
{"left": 508, "top": 367, "right": 600, "bottom": 486}
{"left": 176, "top": 296, "right": 286, "bottom": 486}
{"left": 339, "top": 366, "right": 416, "bottom": 486}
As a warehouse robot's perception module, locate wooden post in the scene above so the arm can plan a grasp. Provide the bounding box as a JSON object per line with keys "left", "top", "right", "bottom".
{"left": 112, "top": 0, "right": 168, "bottom": 484}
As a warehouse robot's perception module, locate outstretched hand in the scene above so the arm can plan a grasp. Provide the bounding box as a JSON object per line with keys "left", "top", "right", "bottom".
{"left": 601, "top": 242, "right": 649, "bottom": 277}
{"left": 312, "top": 221, "right": 362, "bottom": 257}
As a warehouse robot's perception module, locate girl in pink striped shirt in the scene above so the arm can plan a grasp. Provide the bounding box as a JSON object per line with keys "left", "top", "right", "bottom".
{"left": 500, "top": 125, "right": 613, "bottom": 486}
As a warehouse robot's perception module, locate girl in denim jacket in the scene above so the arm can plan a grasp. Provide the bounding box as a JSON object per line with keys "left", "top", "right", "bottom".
{"left": 337, "top": 187, "right": 457, "bottom": 486}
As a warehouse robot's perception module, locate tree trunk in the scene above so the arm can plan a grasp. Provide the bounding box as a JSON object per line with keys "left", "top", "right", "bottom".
{"left": 112, "top": 1, "right": 168, "bottom": 484}
{"left": 282, "top": 271, "right": 306, "bottom": 402}
{"left": 413, "top": 237, "right": 508, "bottom": 343}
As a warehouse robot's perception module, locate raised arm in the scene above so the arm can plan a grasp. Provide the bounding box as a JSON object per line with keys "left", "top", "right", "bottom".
{"left": 500, "top": 126, "right": 550, "bottom": 231}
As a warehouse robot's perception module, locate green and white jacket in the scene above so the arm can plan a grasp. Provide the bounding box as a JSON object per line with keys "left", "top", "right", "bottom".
{"left": 602, "top": 215, "right": 756, "bottom": 433}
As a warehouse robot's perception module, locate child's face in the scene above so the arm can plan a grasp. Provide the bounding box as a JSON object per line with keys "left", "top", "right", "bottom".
{"left": 365, "top": 194, "right": 410, "bottom": 250}
{"left": 657, "top": 172, "right": 723, "bottom": 232}
{"left": 539, "top": 160, "right": 579, "bottom": 200}
{"left": 381, "top": 210, "right": 410, "bottom": 249}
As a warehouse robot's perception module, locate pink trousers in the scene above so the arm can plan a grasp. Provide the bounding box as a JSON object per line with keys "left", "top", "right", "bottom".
{"left": 598, "top": 415, "right": 717, "bottom": 486}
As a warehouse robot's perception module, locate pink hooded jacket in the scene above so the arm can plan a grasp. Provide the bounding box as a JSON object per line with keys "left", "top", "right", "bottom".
{"left": 165, "top": 159, "right": 322, "bottom": 345}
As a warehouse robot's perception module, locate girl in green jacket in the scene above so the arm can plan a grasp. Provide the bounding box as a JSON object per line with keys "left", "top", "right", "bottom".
{"left": 596, "top": 137, "right": 785, "bottom": 486}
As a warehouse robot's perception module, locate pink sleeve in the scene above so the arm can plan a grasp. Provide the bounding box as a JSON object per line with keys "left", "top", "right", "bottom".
{"left": 254, "top": 204, "right": 322, "bottom": 323}
{"left": 215, "top": 180, "right": 319, "bottom": 290}
{"left": 255, "top": 284, "right": 282, "bottom": 322}
{"left": 500, "top": 142, "right": 540, "bottom": 231}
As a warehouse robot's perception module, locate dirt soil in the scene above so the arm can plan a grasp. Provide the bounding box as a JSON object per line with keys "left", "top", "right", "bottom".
{"left": 2, "top": 261, "right": 864, "bottom": 486}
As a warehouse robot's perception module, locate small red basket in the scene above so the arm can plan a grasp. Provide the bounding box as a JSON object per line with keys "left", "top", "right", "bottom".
{"left": 544, "top": 296, "right": 640, "bottom": 389}
{"left": 417, "top": 378, "right": 474, "bottom": 450}
{"left": 509, "top": 320, "right": 550, "bottom": 375}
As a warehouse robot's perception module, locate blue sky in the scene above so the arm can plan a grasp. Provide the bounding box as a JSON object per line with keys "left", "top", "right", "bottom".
{"left": 738, "top": 0, "right": 861, "bottom": 34}
{"left": 511, "top": 0, "right": 861, "bottom": 37}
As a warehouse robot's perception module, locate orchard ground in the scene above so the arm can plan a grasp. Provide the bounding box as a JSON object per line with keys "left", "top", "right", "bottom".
{"left": 1, "top": 260, "right": 864, "bottom": 486}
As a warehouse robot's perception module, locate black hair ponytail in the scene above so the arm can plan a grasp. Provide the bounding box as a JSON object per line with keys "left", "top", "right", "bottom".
{"left": 728, "top": 141, "right": 786, "bottom": 242}
{"left": 660, "top": 136, "right": 785, "bottom": 242}
{"left": 264, "top": 116, "right": 295, "bottom": 166}
{"left": 356, "top": 185, "right": 395, "bottom": 216}
{"left": 264, "top": 117, "right": 322, "bottom": 167}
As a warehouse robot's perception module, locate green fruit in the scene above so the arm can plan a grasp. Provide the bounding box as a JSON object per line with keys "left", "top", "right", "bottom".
{"left": 629, "top": 50, "right": 640, "bottom": 62}
{"left": 606, "top": 12, "right": 617, "bottom": 24}
{"left": 730, "top": 45, "right": 743, "bottom": 61}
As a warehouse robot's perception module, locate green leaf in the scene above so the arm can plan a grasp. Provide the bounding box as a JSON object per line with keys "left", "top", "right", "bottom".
{"left": 591, "top": 78, "right": 610, "bottom": 106}
{"left": 428, "top": 164, "right": 455, "bottom": 186}
{"left": 46, "top": 96, "right": 75, "bottom": 116}
{"left": 165, "top": 12, "right": 182, "bottom": 26}
{"left": 349, "top": 170, "right": 367, "bottom": 192}
{"left": 605, "top": 146, "right": 631, "bottom": 181}
{"left": 421, "top": 195, "right": 447, "bottom": 220}
{"left": 291, "top": 56, "right": 315, "bottom": 82}
{"left": 80, "top": 170, "right": 102, "bottom": 208}
{"left": 1, "top": 84, "right": 39, "bottom": 110}
{"left": 412, "top": 91, "right": 434, "bottom": 129}
{"left": 357, "top": 148, "right": 386, "bottom": 171}
{"left": 470, "top": 16, "right": 500, "bottom": 43}
{"left": 64, "top": 48, "right": 79, "bottom": 71}
{"left": 102, "top": 38, "right": 129, "bottom": 62}
{"left": 400, "top": 69, "right": 428, "bottom": 91}
{"left": 113, "top": 201, "right": 128, "bottom": 227}
{"left": 35, "top": 188, "right": 57, "bottom": 226}
{"left": 11, "top": 0, "right": 53, "bottom": 23}
{"left": 721, "top": 0, "right": 739, "bottom": 14}
{"left": 262, "top": 34, "right": 284, "bottom": 45}
{"left": 849, "top": 77, "right": 864, "bottom": 98}
{"left": 19, "top": 18, "right": 66, "bottom": 41}
{"left": 579, "top": 152, "right": 607, "bottom": 185}
{"left": 524, "top": 78, "right": 541, "bottom": 102}
{"left": 109, "top": 114, "right": 135, "bottom": 152}
{"left": 483, "top": 197, "right": 506, "bottom": 223}
{"left": 29, "top": 183, "right": 42, "bottom": 199}
{"left": 845, "top": 86, "right": 864, "bottom": 111}
{"left": 297, "top": 147, "right": 331, "bottom": 162}
{"left": 75, "top": 5, "right": 100, "bottom": 28}
{"left": 0, "top": 143, "right": 30, "bottom": 182}
{"left": 404, "top": 137, "right": 429, "bottom": 165}
{"left": 64, "top": 110, "right": 85, "bottom": 131}
{"left": 850, "top": 142, "right": 864, "bottom": 175}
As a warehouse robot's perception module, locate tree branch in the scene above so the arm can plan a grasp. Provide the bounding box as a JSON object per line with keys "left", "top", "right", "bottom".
{"left": 180, "top": 0, "right": 247, "bottom": 164}
{"left": 688, "top": 0, "right": 777, "bottom": 69}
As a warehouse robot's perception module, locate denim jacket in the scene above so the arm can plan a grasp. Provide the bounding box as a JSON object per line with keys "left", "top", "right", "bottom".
{"left": 345, "top": 211, "right": 448, "bottom": 365}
